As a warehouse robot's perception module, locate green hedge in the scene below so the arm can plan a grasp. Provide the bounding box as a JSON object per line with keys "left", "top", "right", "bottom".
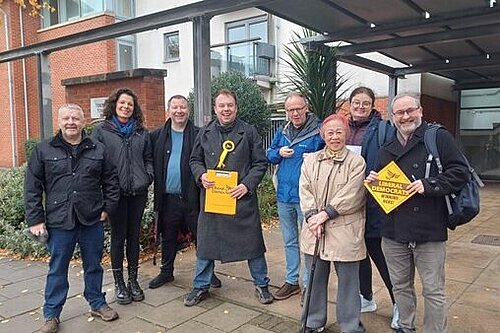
{"left": 1, "top": 166, "right": 277, "bottom": 258}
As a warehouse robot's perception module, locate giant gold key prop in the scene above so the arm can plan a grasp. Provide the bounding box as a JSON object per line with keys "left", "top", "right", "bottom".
{"left": 216, "top": 140, "right": 235, "bottom": 169}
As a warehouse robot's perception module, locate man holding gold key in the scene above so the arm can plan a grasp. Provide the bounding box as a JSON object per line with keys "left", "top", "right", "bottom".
{"left": 184, "top": 89, "right": 273, "bottom": 307}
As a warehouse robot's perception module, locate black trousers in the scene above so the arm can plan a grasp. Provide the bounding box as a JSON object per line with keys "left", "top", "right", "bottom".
{"left": 159, "top": 194, "right": 198, "bottom": 276}
{"left": 110, "top": 194, "right": 148, "bottom": 270}
{"left": 359, "top": 237, "right": 395, "bottom": 304}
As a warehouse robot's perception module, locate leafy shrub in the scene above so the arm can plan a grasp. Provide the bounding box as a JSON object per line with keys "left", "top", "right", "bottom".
{"left": 24, "top": 138, "right": 39, "bottom": 160}
{"left": 188, "top": 71, "right": 271, "bottom": 136}
{"left": 0, "top": 165, "right": 48, "bottom": 257}
{"left": 258, "top": 174, "right": 278, "bottom": 225}
{"left": 0, "top": 165, "right": 26, "bottom": 228}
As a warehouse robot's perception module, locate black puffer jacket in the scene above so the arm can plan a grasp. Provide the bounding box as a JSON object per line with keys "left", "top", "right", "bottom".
{"left": 92, "top": 120, "right": 154, "bottom": 196}
{"left": 378, "top": 122, "right": 469, "bottom": 242}
{"left": 24, "top": 132, "right": 120, "bottom": 230}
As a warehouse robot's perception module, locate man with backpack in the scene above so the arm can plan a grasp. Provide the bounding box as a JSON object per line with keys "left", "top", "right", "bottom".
{"left": 365, "top": 93, "right": 469, "bottom": 333}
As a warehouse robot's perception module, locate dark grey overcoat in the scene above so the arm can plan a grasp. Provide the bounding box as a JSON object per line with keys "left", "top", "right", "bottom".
{"left": 190, "top": 118, "right": 268, "bottom": 262}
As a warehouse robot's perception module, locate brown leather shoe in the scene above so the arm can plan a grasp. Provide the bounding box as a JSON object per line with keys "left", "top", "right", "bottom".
{"left": 40, "top": 318, "right": 59, "bottom": 333}
{"left": 90, "top": 304, "right": 119, "bottom": 321}
{"left": 274, "top": 282, "right": 300, "bottom": 300}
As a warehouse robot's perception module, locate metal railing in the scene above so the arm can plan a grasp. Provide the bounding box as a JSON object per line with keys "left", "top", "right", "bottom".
{"left": 211, "top": 38, "right": 274, "bottom": 78}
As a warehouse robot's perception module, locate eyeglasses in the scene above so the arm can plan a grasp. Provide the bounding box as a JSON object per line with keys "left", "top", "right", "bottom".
{"left": 286, "top": 105, "right": 307, "bottom": 114}
{"left": 393, "top": 107, "right": 420, "bottom": 118}
{"left": 351, "top": 100, "right": 372, "bottom": 108}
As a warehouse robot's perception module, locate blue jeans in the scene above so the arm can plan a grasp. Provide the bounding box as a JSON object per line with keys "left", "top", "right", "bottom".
{"left": 44, "top": 222, "right": 107, "bottom": 320}
{"left": 193, "top": 254, "right": 270, "bottom": 289}
{"left": 277, "top": 201, "right": 307, "bottom": 286}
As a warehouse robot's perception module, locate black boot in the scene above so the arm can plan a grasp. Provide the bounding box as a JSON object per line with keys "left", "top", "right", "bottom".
{"left": 113, "top": 269, "right": 132, "bottom": 305}
{"left": 128, "top": 266, "right": 144, "bottom": 302}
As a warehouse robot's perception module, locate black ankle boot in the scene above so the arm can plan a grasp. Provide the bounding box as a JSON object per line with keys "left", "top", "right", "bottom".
{"left": 128, "top": 266, "right": 144, "bottom": 302}
{"left": 113, "top": 269, "right": 132, "bottom": 305}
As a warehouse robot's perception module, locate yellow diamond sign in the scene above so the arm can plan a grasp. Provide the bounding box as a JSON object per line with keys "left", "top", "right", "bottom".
{"left": 364, "top": 161, "right": 416, "bottom": 214}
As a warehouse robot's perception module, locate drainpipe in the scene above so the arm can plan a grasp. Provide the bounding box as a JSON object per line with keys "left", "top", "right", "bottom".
{"left": 2, "top": 8, "right": 17, "bottom": 167}
{"left": 19, "top": 5, "right": 29, "bottom": 141}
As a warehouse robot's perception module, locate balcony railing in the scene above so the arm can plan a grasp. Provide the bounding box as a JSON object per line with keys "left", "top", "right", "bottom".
{"left": 211, "top": 38, "right": 275, "bottom": 79}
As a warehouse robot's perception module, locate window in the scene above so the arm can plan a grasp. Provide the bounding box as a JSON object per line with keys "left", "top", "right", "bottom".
{"left": 225, "top": 16, "right": 269, "bottom": 76}
{"left": 164, "top": 32, "right": 180, "bottom": 62}
{"left": 41, "top": 0, "right": 133, "bottom": 28}
{"left": 81, "top": 0, "right": 103, "bottom": 16}
{"left": 117, "top": 36, "right": 136, "bottom": 70}
{"left": 460, "top": 88, "right": 500, "bottom": 180}
{"left": 115, "top": 0, "right": 134, "bottom": 18}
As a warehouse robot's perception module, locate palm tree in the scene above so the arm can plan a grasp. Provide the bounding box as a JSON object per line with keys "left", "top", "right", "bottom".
{"left": 282, "top": 28, "right": 349, "bottom": 120}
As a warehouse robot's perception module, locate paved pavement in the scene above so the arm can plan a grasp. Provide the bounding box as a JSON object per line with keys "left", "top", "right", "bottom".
{"left": 0, "top": 183, "right": 499, "bottom": 333}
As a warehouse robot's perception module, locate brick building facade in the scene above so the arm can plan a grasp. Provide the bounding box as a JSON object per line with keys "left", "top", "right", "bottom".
{"left": 0, "top": 3, "right": 167, "bottom": 168}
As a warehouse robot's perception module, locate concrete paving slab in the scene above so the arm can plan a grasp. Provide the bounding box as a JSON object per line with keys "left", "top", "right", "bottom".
{"left": 0, "top": 292, "right": 43, "bottom": 318}
{"left": 455, "top": 284, "right": 500, "bottom": 312}
{"left": 195, "top": 302, "right": 260, "bottom": 332}
{"left": 232, "top": 323, "right": 275, "bottom": 333}
{"left": 0, "top": 311, "right": 42, "bottom": 333}
{"left": 474, "top": 257, "right": 500, "bottom": 289}
{"left": 59, "top": 294, "right": 92, "bottom": 321}
{"left": 0, "top": 277, "right": 45, "bottom": 299}
{"left": 108, "top": 317, "right": 167, "bottom": 333}
{"left": 139, "top": 299, "right": 205, "bottom": 328}
{"left": 57, "top": 313, "right": 110, "bottom": 333}
{"left": 110, "top": 299, "right": 156, "bottom": 323}
{"left": 167, "top": 319, "right": 224, "bottom": 333}
{"left": 448, "top": 303, "right": 499, "bottom": 333}
{"left": 140, "top": 284, "right": 186, "bottom": 307}
{"left": 0, "top": 263, "right": 46, "bottom": 283}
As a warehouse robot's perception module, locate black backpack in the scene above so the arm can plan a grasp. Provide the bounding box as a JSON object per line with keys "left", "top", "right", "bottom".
{"left": 423, "top": 124, "right": 484, "bottom": 230}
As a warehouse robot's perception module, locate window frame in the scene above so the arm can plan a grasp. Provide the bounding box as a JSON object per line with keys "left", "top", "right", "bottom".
{"left": 163, "top": 31, "right": 180, "bottom": 63}
{"left": 116, "top": 36, "right": 136, "bottom": 71}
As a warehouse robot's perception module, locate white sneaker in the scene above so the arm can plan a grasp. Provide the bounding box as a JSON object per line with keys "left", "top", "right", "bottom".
{"left": 360, "top": 295, "right": 377, "bottom": 313}
{"left": 391, "top": 304, "right": 400, "bottom": 329}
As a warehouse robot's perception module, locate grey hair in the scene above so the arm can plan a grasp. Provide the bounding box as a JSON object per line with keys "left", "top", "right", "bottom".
{"left": 58, "top": 103, "right": 84, "bottom": 116}
{"left": 391, "top": 92, "right": 421, "bottom": 109}
{"left": 284, "top": 91, "right": 308, "bottom": 106}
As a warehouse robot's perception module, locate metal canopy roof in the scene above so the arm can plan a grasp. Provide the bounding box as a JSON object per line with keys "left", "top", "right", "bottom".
{"left": 259, "top": 0, "right": 500, "bottom": 89}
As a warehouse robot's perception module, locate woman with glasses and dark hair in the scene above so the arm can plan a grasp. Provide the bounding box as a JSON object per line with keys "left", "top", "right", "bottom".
{"left": 346, "top": 86, "right": 399, "bottom": 329}
{"left": 92, "top": 88, "right": 154, "bottom": 305}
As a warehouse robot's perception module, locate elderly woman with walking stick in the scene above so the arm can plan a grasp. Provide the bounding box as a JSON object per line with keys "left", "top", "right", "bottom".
{"left": 299, "top": 113, "right": 367, "bottom": 333}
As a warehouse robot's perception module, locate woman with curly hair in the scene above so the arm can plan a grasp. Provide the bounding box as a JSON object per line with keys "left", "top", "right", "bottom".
{"left": 92, "top": 88, "right": 154, "bottom": 305}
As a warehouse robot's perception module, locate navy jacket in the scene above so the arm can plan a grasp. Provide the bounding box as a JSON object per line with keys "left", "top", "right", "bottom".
{"left": 377, "top": 122, "right": 469, "bottom": 242}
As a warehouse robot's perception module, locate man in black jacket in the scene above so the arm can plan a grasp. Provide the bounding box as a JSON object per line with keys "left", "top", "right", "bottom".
{"left": 366, "top": 93, "right": 469, "bottom": 333}
{"left": 24, "top": 104, "right": 120, "bottom": 333}
{"left": 149, "top": 95, "right": 221, "bottom": 288}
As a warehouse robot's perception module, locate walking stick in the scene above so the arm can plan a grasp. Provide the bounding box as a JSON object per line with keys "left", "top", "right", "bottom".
{"left": 300, "top": 233, "right": 322, "bottom": 333}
